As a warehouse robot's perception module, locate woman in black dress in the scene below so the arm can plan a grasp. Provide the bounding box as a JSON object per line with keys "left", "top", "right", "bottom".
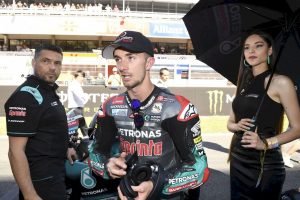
{"left": 227, "top": 30, "right": 300, "bottom": 200}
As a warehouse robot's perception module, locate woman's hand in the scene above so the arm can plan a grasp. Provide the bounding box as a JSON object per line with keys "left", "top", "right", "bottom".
{"left": 235, "top": 118, "right": 255, "bottom": 132}
{"left": 241, "top": 131, "right": 266, "bottom": 150}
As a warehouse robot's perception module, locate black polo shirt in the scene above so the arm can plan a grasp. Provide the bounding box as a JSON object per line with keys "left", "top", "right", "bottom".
{"left": 5, "top": 75, "right": 68, "bottom": 180}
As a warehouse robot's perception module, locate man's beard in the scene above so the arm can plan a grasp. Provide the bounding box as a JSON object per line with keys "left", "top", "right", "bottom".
{"left": 124, "top": 80, "right": 140, "bottom": 90}
{"left": 123, "top": 72, "right": 146, "bottom": 90}
{"left": 34, "top": 72, "right": 57, "bottom": 85}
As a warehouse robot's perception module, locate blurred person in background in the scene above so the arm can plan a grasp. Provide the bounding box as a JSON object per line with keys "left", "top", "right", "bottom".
{"left": 107, "top": 66, "right": 122, "bottom": 87}
{"left": 125, "top": 5, "right": 130, "bottom": 12}
{"left": 68, "top": 70, "right": 89, "bottom": 136}
{"left": 156, "top": 67, "right": 170, "bottom": 88}
{"left": 282, "top": 139, "right": 300, "bottom": 168}
{"left": 160, "top": 46, "right": 166, "bottom": 54}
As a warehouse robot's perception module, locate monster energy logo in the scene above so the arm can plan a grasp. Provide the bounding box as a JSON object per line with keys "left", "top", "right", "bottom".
{"left": 207, "top": 90, "right": 224, "bottom": 115}
{"left": 81, "top": 167, "right": 96, "bottom": 189}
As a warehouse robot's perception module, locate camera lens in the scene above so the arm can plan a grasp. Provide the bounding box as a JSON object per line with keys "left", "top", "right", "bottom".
{"left": 131, "top": 164, "right": 152, "bottom": 185}
{"left": 136, "top": 171, "right": 147, "bottom": 181}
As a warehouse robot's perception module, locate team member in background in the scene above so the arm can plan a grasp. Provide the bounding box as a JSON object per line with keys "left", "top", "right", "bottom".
{"left": 89, "top": 30, "right": 209, "bottom": 200}
{"left": 107, "top": 66, "right": 122, "bottom": 87}
{"left": 5, "top": 44, "right": 69, "bottom": 200}
{"left": 68, "top": 69, "right": 89, "bottom": 136}
{"left": 156, "top": 67, "right": 170, "bottom": 88}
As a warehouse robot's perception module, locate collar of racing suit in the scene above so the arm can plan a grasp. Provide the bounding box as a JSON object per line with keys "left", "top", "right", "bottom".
{"left": 125, "top": 85, "right": 162, "bottom": 111}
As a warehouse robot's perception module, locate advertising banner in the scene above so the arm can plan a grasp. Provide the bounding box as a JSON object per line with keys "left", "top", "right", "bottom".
{"left": 1, "top": 86, "right": 235, "bottom": 117}
{"left": 149, "top": 21, "right": 189, "bottom": 38}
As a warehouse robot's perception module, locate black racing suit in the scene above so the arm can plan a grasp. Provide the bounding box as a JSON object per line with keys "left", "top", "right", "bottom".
{"left": 89, "top": 86, "right": 209, "bottom": 199}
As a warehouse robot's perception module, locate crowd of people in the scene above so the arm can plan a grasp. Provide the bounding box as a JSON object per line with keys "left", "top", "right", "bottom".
{"left": 0, "top": 0, "right": 129, "bottom": 13}
{"left": 0, "top": 0, "right": 191, "bottom": 54}
{"left": 4, "top": 29, "right": 300, "bottom": 200}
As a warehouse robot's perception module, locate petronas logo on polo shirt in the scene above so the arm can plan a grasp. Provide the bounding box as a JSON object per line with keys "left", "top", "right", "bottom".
{"left": 81, "top": 167, "right": 96, "bottom": 189}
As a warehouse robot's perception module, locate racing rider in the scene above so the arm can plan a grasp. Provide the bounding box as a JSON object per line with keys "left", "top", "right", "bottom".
{"left": 88, "top": 31, "right": 209, "bottom": 200}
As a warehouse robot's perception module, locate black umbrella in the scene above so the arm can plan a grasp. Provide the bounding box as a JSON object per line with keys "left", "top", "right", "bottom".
{"left": 183, "top": 0, "right": 300, "bottom": 96}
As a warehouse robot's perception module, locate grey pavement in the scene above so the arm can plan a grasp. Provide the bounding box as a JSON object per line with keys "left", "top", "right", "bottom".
{"left": 1, "top": 133, "right": 300, "bottom": 200}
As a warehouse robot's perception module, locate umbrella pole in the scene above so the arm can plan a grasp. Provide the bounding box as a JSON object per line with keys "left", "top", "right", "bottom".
{"left": 272, "top": 30, "right": 290, "bottom": 74}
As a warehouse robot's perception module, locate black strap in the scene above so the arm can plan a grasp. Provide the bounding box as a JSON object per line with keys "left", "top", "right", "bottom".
{"left": 253, "top": 68, "right": 276, "bottom": 188}
{"left": 254, "top": 26, "right": 292, "bottom": 122}
{"left": 252, "top": 69, "right": 275, "bottom": 123}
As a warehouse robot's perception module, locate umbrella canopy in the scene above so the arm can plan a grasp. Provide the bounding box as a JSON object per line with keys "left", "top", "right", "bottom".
{"left": 183, "top": 0, "right": 300, "bottom": 94}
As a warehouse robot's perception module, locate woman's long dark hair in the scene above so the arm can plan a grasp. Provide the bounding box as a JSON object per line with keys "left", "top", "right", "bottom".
{"left": 235, "top": 30, "right": 276, "bottom": 95}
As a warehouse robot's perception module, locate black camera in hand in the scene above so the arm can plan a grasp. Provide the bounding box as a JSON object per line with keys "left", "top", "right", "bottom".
{"left": 119, "top": 152, "right": 152, "bottom": 198}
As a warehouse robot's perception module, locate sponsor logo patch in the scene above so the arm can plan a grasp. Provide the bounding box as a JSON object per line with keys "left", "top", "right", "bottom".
{"left": 179, "top": 104, "right": 197, "bottom": 119}
{"left": 120, "top": 137, "right": 162, "bottom": 156}
{"left": 156, "top": 95, "right": 175, "bottom": 103}
{"left": 119, "top": 128, "right": 161, "bottom": 138}
{"left": 151, "top": 103, "right": 163, "bottom": 114}
{"left": 191, "top": 121, "right": 201, "bottom": 135}
{"left": 8, "top": 107, "right": 27, "bottom": 117}
{"left": 111, "top": 105, "right": 128, "bottom": 109}
{"left": 245, "top": 94, "right": 259, "bottom": 98}
{"left": 112, "top": 109, "right": 128, "bottom": 116}
{"left": 168, "top": 173, "right": 199, "bottom": 185}
{"left": 81, "top": 167, "right": 96, "bottom": 189}
{"left": 51, "top": 101, "right": 58, "bottom": 106}
{"left": 144, "top": 115, "right": 161, "bottom": 122}
{"left": 112, "top": 96, "right": 125, "bottom": 104}
{"left": 8, "top": 119, "right": 25, "bottom": 123}
{"left": 168, "top": 181, "right": 198, "bottom": 193}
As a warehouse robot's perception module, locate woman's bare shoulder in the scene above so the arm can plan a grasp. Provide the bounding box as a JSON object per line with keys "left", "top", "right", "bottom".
{"left": 271, "top": 74, "right": 294, "bottom": 88}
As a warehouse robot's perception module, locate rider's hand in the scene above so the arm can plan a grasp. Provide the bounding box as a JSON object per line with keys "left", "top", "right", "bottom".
{"left": 67, "top": 147, "right": 77, "bottom": 165}
{"left": 117, "top": 180, "right": 154, "bottom": 200}
{"left": 106, "top": 152, "right": 127, "bottom": 179}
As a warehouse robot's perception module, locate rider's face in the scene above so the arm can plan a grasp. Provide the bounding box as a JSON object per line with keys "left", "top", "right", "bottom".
{"left": 113, "top": 49, "right": 150, "bottom": 89}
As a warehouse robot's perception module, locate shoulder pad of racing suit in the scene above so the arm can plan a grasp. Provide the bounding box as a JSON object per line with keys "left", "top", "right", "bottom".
{"left": 175, "top": 95, "right": 198, "bottom": 121}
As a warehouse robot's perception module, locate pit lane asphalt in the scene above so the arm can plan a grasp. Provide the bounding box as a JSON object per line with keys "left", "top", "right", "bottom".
{"left": 1, "top": 133, "right": 300, "bottom": 200}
